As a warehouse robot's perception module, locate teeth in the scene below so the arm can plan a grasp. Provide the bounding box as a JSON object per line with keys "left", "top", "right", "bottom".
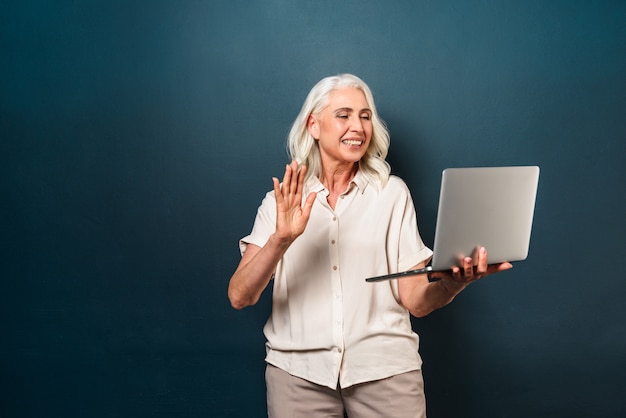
{"left": 343, "top": 139, "right": 363, "bottom": 146}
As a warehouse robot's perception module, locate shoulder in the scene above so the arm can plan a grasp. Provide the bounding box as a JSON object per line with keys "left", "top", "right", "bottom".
{"left": 253, "top": 189, "right": 276, "bottom": 216}
{"left": 379, "top": 176, "right": 419, "bottom": 212}
{"left": 382, "top": 175, "right": 412, "bottom": 197}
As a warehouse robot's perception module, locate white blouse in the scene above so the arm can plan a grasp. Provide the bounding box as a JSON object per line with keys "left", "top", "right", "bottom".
{"left": 240, "top": 171, "right": 433, "bottom": 389}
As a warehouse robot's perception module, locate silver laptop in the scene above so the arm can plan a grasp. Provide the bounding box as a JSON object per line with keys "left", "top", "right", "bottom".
{"left": 366, "top": 166, "right": 540, "bottom": 282}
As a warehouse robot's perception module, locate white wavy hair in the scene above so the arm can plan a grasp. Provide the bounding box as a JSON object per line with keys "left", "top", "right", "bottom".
{"left": 287, "top": 74, "right": 391, "bottom": 187}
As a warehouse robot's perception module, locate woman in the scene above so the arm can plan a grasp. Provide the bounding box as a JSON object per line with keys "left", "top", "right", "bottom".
{"left": 228, "top": 74, "right": 511, "bottom": 418}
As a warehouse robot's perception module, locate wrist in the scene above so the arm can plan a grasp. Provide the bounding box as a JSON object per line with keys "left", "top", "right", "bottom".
{"left": 438, "top": 277, "right": 467, "bottom": 296}
{"left": 267, "top": 232, "right": 294, "bottom": 252}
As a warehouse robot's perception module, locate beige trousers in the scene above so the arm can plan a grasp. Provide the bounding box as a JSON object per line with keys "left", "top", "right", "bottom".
{"left": 265, "top": 364, "right": 427, "bottom": 418}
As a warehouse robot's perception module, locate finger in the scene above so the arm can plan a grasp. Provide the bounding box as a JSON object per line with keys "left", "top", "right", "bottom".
{"left": 302, "top": 191, "right": 317, "bottom": 218}
{"left": 272, "top": 177, "right": 282, "bottom": 201}
{"left": 296, "top": 164, "right": 307, "bottom": 198}
{"left": 487, "top": 262, "right": 513, "bottom": 274}
{"left": 450, "top": 266, "right": 462, "bottom": 280}
{"left": 290, "top": 161, "right": 301, "bottom": 198}
{"left": 463, "top": 257, "right": 473, "bottom": 277}
{"left": 476, "top": 247, "right": 488, "bottom": 275}
{"left": 282, "top": 164, "right": 292, "bottom": 196}
{"left": 289, "top": 161, "right": 299, "bottom": 197}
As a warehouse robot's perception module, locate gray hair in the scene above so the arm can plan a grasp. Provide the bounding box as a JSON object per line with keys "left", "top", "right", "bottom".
{"left": 287, "top": 74, "right": 391, "bottom": 187}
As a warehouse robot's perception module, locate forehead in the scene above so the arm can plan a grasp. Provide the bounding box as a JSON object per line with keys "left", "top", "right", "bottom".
{"left": 326, "top": 87, "right": 369, "bottom": 109}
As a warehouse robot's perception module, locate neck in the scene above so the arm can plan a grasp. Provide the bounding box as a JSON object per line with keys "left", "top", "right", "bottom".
{"left": 320, "top": 162, "right": 358, "bottom": 193}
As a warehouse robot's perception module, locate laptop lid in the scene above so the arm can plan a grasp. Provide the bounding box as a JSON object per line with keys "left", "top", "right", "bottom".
{"left": 366, "top": 166, "right": 539, "bottom": 282}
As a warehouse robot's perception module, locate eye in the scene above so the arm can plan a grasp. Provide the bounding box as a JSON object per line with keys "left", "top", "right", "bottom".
{"left": 360, "top": 113, "right": 371, "bottom": 120}
{"left": 336, "top": 113, "right": 349, "bottom": 119}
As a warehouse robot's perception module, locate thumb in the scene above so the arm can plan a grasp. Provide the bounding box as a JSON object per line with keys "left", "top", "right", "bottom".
{"left": 302, "top": 192, "right": 317, "bottom": 217}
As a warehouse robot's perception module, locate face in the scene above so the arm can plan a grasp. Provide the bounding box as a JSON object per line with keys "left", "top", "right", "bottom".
{"left": 307, "top": 87, "right": 373, "bottom": 168}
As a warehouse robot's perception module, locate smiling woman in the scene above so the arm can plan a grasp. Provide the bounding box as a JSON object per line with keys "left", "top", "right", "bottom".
{"left": 227, "top": 74, "right": 512, "bottom": 418}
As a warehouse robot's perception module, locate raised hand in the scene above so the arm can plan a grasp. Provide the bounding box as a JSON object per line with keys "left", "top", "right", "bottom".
{"left": 272, "top": 161, "right": 317, "bottom": 244}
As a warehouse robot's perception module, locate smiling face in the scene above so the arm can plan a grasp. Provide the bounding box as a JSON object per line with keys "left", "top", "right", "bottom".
{"left": 307, "top": 87, "right": 373, "bottom": 169}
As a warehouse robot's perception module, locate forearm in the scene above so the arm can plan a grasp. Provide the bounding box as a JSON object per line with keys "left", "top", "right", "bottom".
{"left": 227, "top": 234, "right": 291, "bottom": 310}
{"left": 403, "top": 277, "right": 467, "bottom": 318}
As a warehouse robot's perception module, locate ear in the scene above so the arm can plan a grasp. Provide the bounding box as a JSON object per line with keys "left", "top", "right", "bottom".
{"left": 307, "top": 114, "right": 320, "bottom": 139}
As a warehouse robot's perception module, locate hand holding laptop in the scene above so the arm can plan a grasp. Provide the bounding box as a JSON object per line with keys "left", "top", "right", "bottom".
{"left": 427, "top": 246, "right": 513, "bottom": 288}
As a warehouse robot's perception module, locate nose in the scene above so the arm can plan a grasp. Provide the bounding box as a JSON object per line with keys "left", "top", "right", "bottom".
{"left": 349, "top": 114, "right": 364, "bottom": 132}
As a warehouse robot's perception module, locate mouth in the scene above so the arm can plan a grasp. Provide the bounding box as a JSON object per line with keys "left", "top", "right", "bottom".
{"left": 342, "top": 139, "right": 365, "bottom": 146}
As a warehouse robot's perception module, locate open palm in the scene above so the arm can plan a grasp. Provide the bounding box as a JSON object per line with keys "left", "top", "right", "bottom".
{"left": 272, "top": 161, "right": 317, "bottom": 244}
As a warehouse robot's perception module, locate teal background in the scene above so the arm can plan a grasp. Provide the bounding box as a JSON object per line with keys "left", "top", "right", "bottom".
{"left": 2, "top": 1, "right": 625, "bottom": 416}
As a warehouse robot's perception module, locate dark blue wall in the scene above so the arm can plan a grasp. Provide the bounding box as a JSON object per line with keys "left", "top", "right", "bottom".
{"left": 2, "top": 1, "right": 625, "bottom": 417}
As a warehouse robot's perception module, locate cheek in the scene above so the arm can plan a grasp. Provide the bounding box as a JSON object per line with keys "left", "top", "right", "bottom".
{"left": 320, "top": 120, "right": 341, "bottom": 134}
{"left": 332, "top": 120, "right": 348, "bottom": 132}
